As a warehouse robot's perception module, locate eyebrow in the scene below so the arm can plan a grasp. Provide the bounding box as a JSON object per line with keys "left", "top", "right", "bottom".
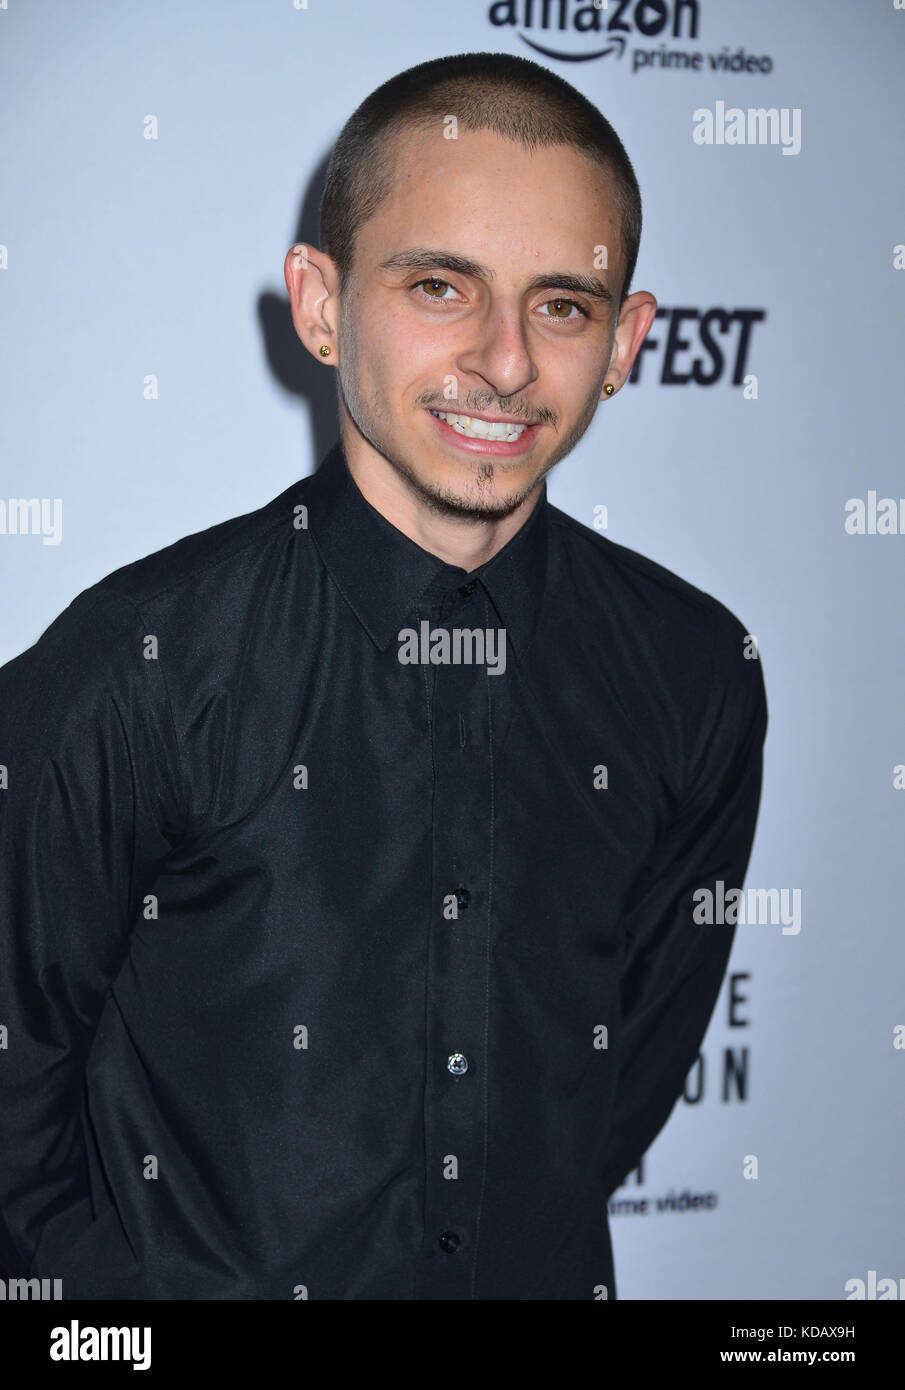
{"left": 376, "top": 247, "right": 613, "bottom": 304}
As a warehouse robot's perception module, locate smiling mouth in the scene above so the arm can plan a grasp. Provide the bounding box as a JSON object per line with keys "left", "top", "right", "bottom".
{"left": 429, "top": 410, "right": 530, "bottom": 441}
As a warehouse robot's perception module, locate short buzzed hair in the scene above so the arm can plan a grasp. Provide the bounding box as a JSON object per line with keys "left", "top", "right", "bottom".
{"left": 319, "top": 51, "right": 642, "bottom": 306}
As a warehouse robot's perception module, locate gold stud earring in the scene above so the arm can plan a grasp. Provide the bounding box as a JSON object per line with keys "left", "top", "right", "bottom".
{"left": 604, "top": 382, "right": 615, "bottom": 396}
{"left": 319, "top": 345, "right": 331, "bottom": 358}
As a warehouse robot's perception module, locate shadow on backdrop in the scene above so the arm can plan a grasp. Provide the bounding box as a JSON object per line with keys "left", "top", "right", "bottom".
{"left": 257, "top": 151, "right": 339, "bottom": 475}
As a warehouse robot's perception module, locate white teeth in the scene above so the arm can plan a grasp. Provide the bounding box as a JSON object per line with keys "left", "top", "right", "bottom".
{"left": 431, "top": 410, "right": 528, "bottom": 441}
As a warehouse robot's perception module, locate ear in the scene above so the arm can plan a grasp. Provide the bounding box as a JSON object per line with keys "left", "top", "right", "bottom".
{"left": 599, "top": 290, "right": 658, "bottom": 397}
{"left": 283, "top": 243, "right": 341, "bottom": 364}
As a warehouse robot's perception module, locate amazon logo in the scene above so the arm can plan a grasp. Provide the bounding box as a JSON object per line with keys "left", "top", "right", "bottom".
{"left": 488, "top": 0, "right": 700, "bottom": 63}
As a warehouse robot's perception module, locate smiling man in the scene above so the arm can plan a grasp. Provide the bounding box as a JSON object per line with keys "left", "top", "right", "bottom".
{"left": 294, "top": 90, "right": 651, "bottom": 562}
{"left": 0, "top": 52, "right": 766, "bottom": 1301}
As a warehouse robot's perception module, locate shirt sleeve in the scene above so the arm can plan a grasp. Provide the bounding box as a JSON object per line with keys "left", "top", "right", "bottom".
{"left": 599, "top": 607, "right": 768, "bottom": 1201}
{"left": 0, "top": 590, "right": 182, "bottom": 1277}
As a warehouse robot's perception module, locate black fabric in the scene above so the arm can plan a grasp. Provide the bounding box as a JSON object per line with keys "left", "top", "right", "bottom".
{"left": 0, "top": 437, "right": 767, "bottom": 1299}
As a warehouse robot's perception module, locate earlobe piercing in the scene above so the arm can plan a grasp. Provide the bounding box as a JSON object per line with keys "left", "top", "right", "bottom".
{"left": 319, "top": 345, "right": 332, "bottom": 358}
{"left": 604, "top": 382, "right": 615, "bottom": 396}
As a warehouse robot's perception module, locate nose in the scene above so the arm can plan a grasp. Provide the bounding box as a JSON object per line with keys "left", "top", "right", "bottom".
{"left": 454, "top": 300, "right": 539, "bottom": 403}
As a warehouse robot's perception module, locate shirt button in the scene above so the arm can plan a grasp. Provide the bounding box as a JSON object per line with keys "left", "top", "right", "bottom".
{"left": 454, "top": 887, "right": 471, "bottom": 912}
{"left": 458, "top": 580, "right": 478, "bottom": 598}
{"left": 447, "top": 1052, "right": 469, "bottom": 1075}
{"left": 438, "top": 1231, "right": 460, "bottom": 1253}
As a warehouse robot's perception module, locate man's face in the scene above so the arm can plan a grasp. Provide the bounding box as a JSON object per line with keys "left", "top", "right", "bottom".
{"left": 335, "top": 125, "right": 624, "bottom": 520}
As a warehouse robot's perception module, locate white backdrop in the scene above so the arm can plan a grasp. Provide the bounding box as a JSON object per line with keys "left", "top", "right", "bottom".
{"left": 1, "top": 0, "right": 903, "bottom": 1301}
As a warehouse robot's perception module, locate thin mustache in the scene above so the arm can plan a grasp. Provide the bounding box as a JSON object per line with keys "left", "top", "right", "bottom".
{"left": 423, "top": 402, "right": 556, "bottom": 425}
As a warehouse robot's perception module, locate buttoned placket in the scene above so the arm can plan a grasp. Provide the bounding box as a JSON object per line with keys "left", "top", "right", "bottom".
{"left": 412, "top": 573, "right": 500, "bottom": 1298}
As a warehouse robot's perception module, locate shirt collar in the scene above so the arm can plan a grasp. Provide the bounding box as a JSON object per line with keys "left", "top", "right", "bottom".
{"left": 304, "top": 438, "right": 549, "bottom": 656}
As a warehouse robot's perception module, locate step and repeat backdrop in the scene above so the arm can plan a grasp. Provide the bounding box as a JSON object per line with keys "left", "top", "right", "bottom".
{"left": 1, "top": 1, "right": 902, "bottom": 1300}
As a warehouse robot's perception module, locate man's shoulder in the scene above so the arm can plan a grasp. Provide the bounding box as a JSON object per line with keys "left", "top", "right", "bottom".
{"left": 3, "top": 477, "right": 310, "bottom": 682}
{"left": 547, "top": 502, "right": 756, "bottom": 670}
{"left": 79, "top": 476, "right": 307, "bottom": 620}
{"left": 548, "top": 503, "right": 768, "bottom": 762}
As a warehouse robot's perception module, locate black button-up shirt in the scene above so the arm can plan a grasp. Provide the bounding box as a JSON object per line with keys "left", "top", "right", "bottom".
{"left": 0, "top": 438, "right": 767, "bottom": 1300}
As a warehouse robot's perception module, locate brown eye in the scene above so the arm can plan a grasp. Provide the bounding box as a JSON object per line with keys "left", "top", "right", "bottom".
{"left": 545, "top": 298, "right": 576, "bottom": 318}
{"left": 420, "top": 278, "right": 451, "bottom": 298}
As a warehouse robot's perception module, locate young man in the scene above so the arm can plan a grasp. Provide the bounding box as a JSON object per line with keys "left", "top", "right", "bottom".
{"left": 0, "top": 52, "right": 766, "bottom": 1300}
